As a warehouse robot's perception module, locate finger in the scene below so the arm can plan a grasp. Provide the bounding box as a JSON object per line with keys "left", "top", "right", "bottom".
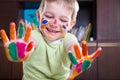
{"left": 68, "top": 52, "right": 78, "bottom": 65}
{"left": 24, "top": 27, "right": 32, "bottom": 42}
{"left": 74, "top": 44, "right": 82, "bottom": 60}
{"left": 26, "top": 41, "right": 35, "bottom": 52}
{"left": 8, "top": 42, "right": 18, "bottom": 60}
{"left": 4, "top": 47, "right": 12, "bottom": 61}
{"left": 10, "top": 22, "right": 16, "bottom": 40}
{"left": 18, "top": 20, "right": 25, "bottom": 38}
{"left": 82, "top": 41, "right": 88, "bottom": 56}
{"left": 0, "top": 29, "right": 9, "bottom": 44}
{"left": 89, "top": 47, "right": 102, "bottom": 60}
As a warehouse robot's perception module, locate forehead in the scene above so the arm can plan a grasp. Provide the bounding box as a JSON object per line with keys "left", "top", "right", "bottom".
{"left": 42, "top": 1, "right": 73, "bottom": 18}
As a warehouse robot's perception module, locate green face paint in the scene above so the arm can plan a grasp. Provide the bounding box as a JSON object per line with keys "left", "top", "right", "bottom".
{"left": 82, "top": 60, "right": 91, "bottom": 71}
{"left": 8, "top": 42, "right": 18, "bottom": 60}
{"left": 68, "top": 52, "right": 78, "bottom": 65}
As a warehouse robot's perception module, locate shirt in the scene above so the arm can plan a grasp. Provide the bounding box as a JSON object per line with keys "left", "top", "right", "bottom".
{"left": 22, "top": 30, "right": 78, "bottom": 80}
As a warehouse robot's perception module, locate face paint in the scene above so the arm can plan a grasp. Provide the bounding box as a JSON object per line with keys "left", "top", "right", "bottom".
{"left": 59, "top": 24, "right": 66, "bottom": 38}
{"left": 53, "top": 19, "right": 57, "bottom": 24}
{"left": 66, "top": 23, "right": 68, "bottom": 27}
{"left": 48, "top": 35, "right": 55, "bottom": 40}
{"left": 62, "top": 25, "right": 66, "bottom": 29}
{"left": 42, "top": 19, "right": 49, "bottom": 24}
{"left": 41, "top": 19, "right": 49, "bottom": 30}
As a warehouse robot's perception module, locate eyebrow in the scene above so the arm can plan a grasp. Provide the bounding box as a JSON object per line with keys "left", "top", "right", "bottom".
{"left": 44, "top": 11, "right": 70, "bottom": 20}
{"left": 44, "top": 11, "right": 54, "bottom": 15}
{"left": 61, "top": 16, "right": 69, "bottom": 20}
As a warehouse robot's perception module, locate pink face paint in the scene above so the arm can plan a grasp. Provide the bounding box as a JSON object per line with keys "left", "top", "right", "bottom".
{"left": 53, "top": 19, "right": 57, "bottom": 24}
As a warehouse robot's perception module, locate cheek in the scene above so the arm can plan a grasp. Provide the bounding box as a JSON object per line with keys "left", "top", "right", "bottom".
{"left": 59, "top": 24, "right": 67, "bottom": 37}
{"left": 60, "top": 23, "right": 70, "bottom": 31}
{"left": 40, "top": 19, "right": 49, "bottom": 30}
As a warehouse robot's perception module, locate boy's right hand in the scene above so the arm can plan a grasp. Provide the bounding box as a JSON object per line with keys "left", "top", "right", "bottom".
{"left": 0, "top": 20, "right": 35, "bottom": 62}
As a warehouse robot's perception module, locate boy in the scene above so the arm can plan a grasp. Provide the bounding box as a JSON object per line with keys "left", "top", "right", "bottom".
{"left": 0, "top": 0, "right": 102, "bottom": 80}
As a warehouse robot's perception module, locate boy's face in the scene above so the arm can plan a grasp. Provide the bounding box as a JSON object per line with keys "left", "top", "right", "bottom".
{"left": 38, "top": 2, "right": 75, "bottom": 41}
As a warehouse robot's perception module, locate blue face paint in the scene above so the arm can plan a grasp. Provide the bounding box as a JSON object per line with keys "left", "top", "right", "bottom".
{"left": 62, "top": 25, "right": 66, "bottom": 29}
{"left": 42, "top": 20, "right": 48, "bottom": 24}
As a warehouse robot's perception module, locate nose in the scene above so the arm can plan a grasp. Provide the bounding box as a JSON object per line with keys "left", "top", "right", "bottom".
{"left": 50, "top": 19, "right": 58, "bottom": 28}
{"left": 53, "top": 19, "right": 57, "bottom": 25}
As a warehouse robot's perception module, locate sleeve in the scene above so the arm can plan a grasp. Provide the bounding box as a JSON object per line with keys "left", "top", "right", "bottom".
{"left": 63, "top": 33, "right": 78, "bottom": 45}
{"left": 63, "top": 33, "right": 78, "bottom": 52}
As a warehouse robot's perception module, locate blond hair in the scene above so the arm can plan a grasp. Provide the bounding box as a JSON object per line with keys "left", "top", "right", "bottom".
{"left": 37, "top": 0, "right": 79, "bottom": 22}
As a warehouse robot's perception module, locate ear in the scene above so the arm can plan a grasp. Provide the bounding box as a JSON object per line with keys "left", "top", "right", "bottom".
{"left": 36, "top": 10, "right": 41, "bottom": 21}
{"left": 68, "top": 21, "right": 76, "bottom": 31}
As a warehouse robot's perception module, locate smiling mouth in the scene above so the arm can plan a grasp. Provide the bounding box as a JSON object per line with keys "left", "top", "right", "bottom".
{"left": 46, "top": 27, "right": 60, "bottom": 34}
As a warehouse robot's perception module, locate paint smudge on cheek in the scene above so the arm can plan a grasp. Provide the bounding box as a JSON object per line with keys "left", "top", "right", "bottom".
{"left": 42, "top": 19, "right": 49, "bottom": 24}
{"left": 41, "top": 25, "right": 46, "bottom": 30}
{"left": 40, "top": 19, "right": 49, "bottom": 30}
{"left": 66, "top": 23, "right": 68, "bottom": 28}
{"left": 59, "top": 24, "right": 67, "bottom": 38}
{"left": 62, "top": 25, "right": 66, "bottom": 29}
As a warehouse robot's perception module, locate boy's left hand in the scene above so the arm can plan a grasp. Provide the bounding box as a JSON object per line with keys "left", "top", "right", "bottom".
{"left": 67, "top": 41, "right": 102, "bottom": 80}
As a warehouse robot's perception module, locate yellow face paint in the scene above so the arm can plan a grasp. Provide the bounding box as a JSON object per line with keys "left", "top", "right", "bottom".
{"left": 40, "top": 19, "right": 49, "bottom": 30}
{"left": 47, "top": 35, "right": 55, "bottom": 41}
{"left": 66, "top": 23, "right": 68, "bottom": 27}
{"left": 59, "top": 24, "right": 66, "bottom": 38}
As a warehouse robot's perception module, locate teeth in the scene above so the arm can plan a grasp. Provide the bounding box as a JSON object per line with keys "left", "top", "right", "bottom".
{"left": 48, "top": 28, "right": 56, "bottom": 33}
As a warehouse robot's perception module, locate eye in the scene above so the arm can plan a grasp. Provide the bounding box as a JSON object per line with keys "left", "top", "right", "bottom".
{"left": 60, "top": 19, "right": 68, "bottom": 23}
{"left": 45, "top": 14, "right": 54, "bottom": 19}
